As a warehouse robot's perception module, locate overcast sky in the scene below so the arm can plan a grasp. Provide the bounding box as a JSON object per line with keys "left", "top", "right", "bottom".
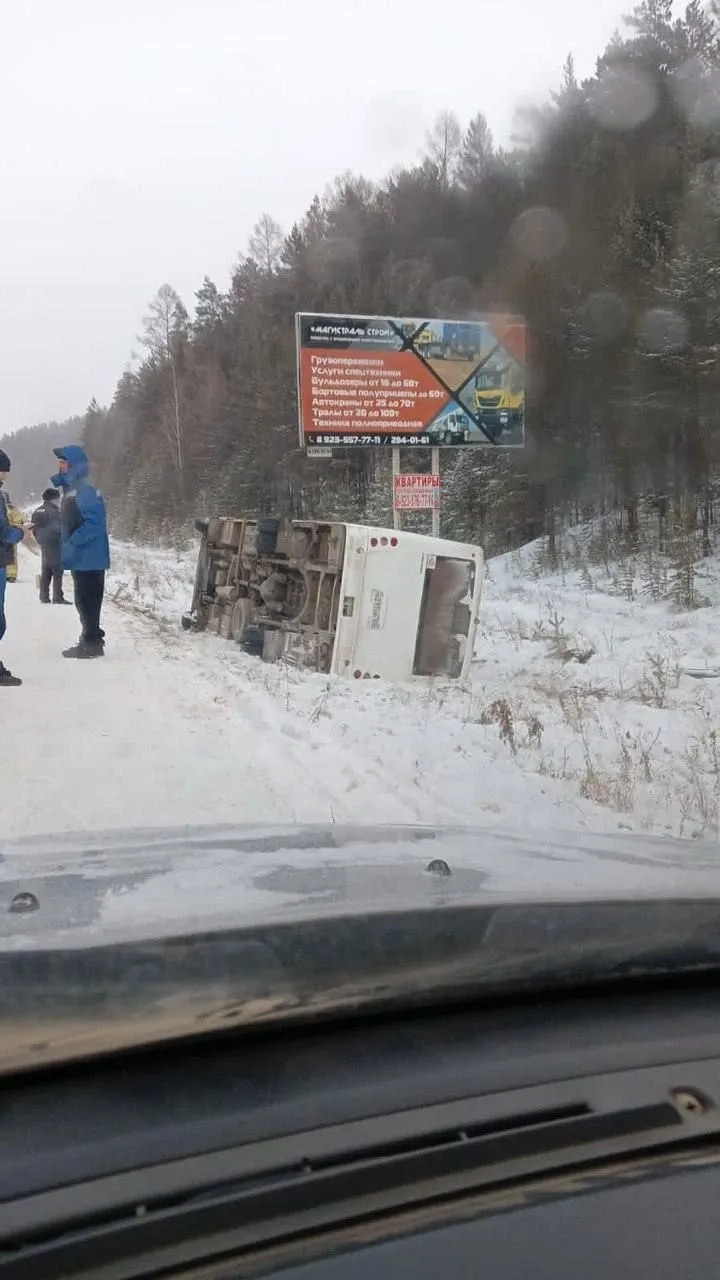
{"left": 0, "top": 0, "right": 629, "bottom": 431}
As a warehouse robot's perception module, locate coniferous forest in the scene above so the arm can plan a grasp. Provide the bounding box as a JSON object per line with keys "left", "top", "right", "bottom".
{"left": 5, "top": 1, "right": 720, "bottom": 572}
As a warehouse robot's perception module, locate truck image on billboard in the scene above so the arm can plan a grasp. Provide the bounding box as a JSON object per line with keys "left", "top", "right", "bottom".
{"left": 296, "top": 312, "right": 526, "bottom": 448}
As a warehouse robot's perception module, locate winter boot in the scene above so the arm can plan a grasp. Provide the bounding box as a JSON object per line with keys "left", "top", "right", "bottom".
{"left": 0, "top": 664, "right": 22, "bottom": 686}
{"left": 62, "top": 641, "right": 104, "bottom": 659}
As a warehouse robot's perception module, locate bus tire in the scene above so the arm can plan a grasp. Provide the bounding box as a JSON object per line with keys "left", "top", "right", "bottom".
{"left": 230, "top": 597, "right": 252, "bottom": 643}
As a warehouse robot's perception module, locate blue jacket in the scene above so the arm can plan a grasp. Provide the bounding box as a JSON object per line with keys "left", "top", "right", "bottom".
{"left": 51, "top": 445, "right": 110, "bottom": 573}
{"left": 0, "top": 486, "right": 24, "bottom": 570}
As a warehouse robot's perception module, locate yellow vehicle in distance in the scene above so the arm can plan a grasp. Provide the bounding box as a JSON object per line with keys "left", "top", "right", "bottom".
{"left": 400, "top": 324, "right": 437, "bottom": 349}
{"left": 474, "top": 365, "right": 524, "bottom": 440}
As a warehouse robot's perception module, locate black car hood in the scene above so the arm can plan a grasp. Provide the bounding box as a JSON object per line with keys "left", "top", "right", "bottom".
{"left": 0, "top": 822, "right": 719, "bottom": 1075}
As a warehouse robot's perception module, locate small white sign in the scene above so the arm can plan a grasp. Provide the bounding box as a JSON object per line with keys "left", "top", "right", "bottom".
{"left": 306, "top": 446, "right": 333, "bottom": 459}
{"left": 368, "top": 588, "right": 387, "bottom": 630}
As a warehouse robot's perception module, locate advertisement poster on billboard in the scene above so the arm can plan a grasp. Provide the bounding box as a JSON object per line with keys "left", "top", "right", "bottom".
{"left": 393, "top": 473, "right": 441, "bottom": 511}
{"left": 296, "top": 312, "right": 526, "bottom": 449}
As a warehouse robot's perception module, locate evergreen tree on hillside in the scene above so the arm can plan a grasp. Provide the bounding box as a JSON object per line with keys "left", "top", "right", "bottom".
{"left": 457, "top": 113, "right": 494, "bottom": 188}
{"left": 0, "top": 418, "right": 83, "bottom": 503}
{"left": 70, "top": 0, "right": 720, "bottom": 563}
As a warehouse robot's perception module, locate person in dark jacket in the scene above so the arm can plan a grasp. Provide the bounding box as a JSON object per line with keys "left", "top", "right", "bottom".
{"left": 51, "top": 445, "right": 110, "bottom": 659}
{"left": 32, "top": 488, "right": 68, "bottom": 604}
{"left": 0, "top": 448, "right": 25, "bottom": 685}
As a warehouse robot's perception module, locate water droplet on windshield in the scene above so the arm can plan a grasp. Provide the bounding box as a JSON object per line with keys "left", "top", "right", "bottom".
{"left": 590, "top": 64, "right": 659, "bottom": 131}
{"left": 675, "top": 62, "right": 720, "bottom": 128}
{"left": 510, "top": 207, "right": 566, "bottom": 262}
{"left": 428, "top": 276, "right": 476, "bottom": 314}
{"left": 638, "top": 307, "right": 689, "bottom": 354}
{"left": 579, "top": 290, "right": 630, "bottom": 342}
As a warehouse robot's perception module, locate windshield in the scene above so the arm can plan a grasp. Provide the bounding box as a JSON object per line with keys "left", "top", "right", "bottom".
{"left": 475, "top": 372, "right": 505, "bottom": 390}
{"left": 0, "top": 0, "right": 719, "bottom": 1052}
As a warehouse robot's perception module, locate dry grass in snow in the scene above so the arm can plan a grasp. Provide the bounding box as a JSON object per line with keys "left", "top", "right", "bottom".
{"left": 107, "top": 530, "right": 720, "bottom": 840}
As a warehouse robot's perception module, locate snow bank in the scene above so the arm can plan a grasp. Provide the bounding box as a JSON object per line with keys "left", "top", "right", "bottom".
{"left": 105, "top": 532, "right": 720, "bottom": 840}
{"left": 108, "top": 539, "right": 196, "bottom": 621}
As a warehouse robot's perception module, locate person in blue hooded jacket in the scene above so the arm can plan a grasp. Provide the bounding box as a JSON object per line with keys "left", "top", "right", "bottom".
{"left": 51, "top": 445, "right": 110, "bottom": 659}
{"left": 0, "top": 447, "right": 25, "bottom": 685}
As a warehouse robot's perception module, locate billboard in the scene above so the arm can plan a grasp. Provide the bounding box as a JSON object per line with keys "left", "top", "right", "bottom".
{"left": 296, "top": 312, "right": 526, "bottom": 448}
{"left": 393, "top": 473, "right": 441, "bottom": 511}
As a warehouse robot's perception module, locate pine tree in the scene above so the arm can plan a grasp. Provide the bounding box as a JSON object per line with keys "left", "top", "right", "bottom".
{"left": 457, "top": 113, "right": 494, "bottom": 188}
{"left": 193, "top": 277, "right": 226, "bottom": 333}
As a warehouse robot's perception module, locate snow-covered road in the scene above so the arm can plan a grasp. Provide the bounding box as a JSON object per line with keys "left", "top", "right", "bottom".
{"left": 2, "top": 550, "right": 426, "bottom": 836}
{"left": 5, "top": 533, "right": 720, "bottom": 843}
{"left": 1, "top": 546, "right": 608, "bottom": 841}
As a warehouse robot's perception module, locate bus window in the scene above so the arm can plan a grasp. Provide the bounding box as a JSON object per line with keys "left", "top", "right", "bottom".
{"left": 413, "top": 557, "right": 476, "bottom": 678}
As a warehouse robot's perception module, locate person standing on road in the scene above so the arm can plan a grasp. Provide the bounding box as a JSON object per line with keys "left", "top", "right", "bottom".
{"left": 31, "top": 488, "right": 69, "bottom": 604}
{"left": 0, "top": 448, "right": 25, "bottom": 686}
{"left": 4, "top": 493, "right": 23, "bottom": 583}
{"left": 51, "top": 445, "right": 110, "bottom": 659}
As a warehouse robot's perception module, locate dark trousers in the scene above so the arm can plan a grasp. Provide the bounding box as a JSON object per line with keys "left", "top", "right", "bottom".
{"left": 40, "top": 559, "right": 64, "bottom": 602}
{"left": 72, "top": 570, "right": 106, "bottom": 646}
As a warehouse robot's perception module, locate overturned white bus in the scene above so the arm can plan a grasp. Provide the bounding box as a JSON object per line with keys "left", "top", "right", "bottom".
{"left": 182, "top": 517, "right": 484, "bottom": 683}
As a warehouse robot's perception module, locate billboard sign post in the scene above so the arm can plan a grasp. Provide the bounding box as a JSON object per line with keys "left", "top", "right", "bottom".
{"left": 296, "top": 312, "right": 526, "bottom": 451}
{"left": 431, "top": 445, "right": 440, "bottom": 538}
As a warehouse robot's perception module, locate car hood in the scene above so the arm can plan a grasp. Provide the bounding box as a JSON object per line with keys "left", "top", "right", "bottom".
{"left": 2, "top": 821, "right": 720, "bottom": 946}
{"left": 1, "top": 823, "right": 720, "bottom": 1075}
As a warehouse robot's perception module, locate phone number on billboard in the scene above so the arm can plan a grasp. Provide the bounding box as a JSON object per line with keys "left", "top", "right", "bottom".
{"left": 308, "top": 435, "right": 431, "bottom": 447}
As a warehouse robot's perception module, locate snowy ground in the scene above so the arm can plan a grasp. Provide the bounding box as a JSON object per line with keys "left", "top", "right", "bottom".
{"left": 3, "top": 531, "right": 719, "bottom": 842}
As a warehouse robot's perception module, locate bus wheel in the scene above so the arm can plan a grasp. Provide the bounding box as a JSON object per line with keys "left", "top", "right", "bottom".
{"left": 230, "top": 598, "right": 252, "bottom": 643}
